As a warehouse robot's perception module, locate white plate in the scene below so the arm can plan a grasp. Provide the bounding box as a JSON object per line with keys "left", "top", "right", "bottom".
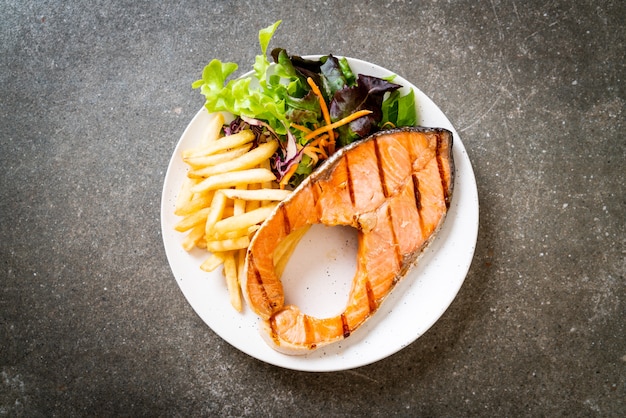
{"left": 161, "top": 57, "right": 479, "bottom": 372}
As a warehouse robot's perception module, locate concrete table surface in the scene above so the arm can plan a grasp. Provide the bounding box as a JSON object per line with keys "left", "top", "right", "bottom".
{"left": 1, "top": 1, "right": 624, "bottom": 416}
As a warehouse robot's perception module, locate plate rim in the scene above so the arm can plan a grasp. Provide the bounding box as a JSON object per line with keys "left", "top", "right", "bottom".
{"left": 160, "top": 55, "right": 479, "bottom": 372}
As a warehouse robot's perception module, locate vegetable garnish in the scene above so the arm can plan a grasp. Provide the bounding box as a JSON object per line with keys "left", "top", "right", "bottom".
{"left": 192, "top": 20, "right": 417, "bottom": 188}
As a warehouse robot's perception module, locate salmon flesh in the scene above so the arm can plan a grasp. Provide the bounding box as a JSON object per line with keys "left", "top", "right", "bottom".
{"left": 242, "top": 127, "right": 455, "bottom": 354}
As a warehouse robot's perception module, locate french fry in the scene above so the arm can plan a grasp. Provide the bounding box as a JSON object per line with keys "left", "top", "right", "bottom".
{"left": 211, "top": 225, "right": 260, "bottom": 242}
{"left": 221, "top": 206, "right": 234, "bottom": 218}
{"left": 223, "top": 252, "right": 242, "bottom": 311}
{"left": 174, "top": 207, "right": 211, "bottom": 232}
{"left": 244, "top": 182, "right": 262, "bottom": 212}
{"left": 273, "top": 225, "right": 310, "bottom": 278}
{"left": 233, "top": 184, "right": 247, "bottom": 216}
{"left": 220, "top": 188, "right": 291, "bottom": 202}
{"left": 174, "top": 177, "right": 198, "bottom": 215}
{"left": 211, "top": 204, "right": 277, "bottom": 238}
{"left": 199, "top": 112, "right": 225, "bottom": 147}
{"left": 183, "top": 144, "right": 252, "bottom": 170}
{"left": 236, "top": 248, "right": 247, "bottom": 284}
{"left": 260, "top": 159, "right": 275, "bottom": 206}
{"left": 204, "top": 191, "right": 228, "bottom": 238}
{"left": 174, "top": 119, "right": 293, "bottom": 313}
{"left": 175, "top": 190, "right": 214, "bottom": 217}
{"left": 190, "top": 168, "right": 276, "bottom": 194}
{"left": 200, "top": 252, "right": 226, "bottom": 272}
{"left": 182, "top": 223, "right": 206, "bottom": 252}
{"left": 182, "top": 129, "right": 255, "bottom": 159}
{"left": 205, "top": 236, "right": 250, "bottom": 253}
{"left": 188, "top": 140, "right": 279, "bottom": 179}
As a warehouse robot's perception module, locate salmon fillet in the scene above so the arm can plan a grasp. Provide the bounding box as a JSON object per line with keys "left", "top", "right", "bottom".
{"left": 242, "top": 127, "right": 454, "bottom": 354}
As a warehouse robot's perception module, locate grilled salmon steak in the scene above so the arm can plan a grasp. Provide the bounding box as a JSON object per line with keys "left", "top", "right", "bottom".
{"left": 242, "top": 127, "right": 454, "bottom": 354}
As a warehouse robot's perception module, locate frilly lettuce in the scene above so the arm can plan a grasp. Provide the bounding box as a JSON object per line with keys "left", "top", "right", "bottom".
{"left": 192, "top": 20, "right": 417, "bottom": 188}
{"left": 191, "top": 20, "right": 290, "bottom": 135}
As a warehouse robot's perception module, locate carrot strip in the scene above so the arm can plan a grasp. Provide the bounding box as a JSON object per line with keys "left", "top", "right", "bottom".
{"left": 291, "top": 123, "right": 312, "bottom": 134}
{"left": 308, "top": 133, "right": 329, "bottom": 148}
{"left": 306, "top": 77, "right": 337, "bottom": 152}
{"left": 279, "top": 163, "right": 299, "bottom": 189}
{"left": 316, "top": 134, "right": 331, "bottom": 148}
{"left": 302, "top": 148, "right": 320, "bottom": 165}
{"left": 304, "top": 109, "right": 373, "bottom": 141}
{"left": 304, "top": 145, "right": 327, "bottom": 160}
{"left": 306, "top": 77, "right": 331, "bottom": 126}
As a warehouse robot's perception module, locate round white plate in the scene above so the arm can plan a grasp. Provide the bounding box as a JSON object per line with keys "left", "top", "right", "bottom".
{"left": 161, "top": 57, "right": 479, "bottom": 372}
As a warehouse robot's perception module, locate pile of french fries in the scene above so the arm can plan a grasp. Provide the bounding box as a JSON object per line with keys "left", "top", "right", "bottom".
{"left": 173, "top": 112, "right": 292, "bottom": 311}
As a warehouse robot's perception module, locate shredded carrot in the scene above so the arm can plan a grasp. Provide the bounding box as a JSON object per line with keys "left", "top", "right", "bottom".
{"left": 317, "top": 133, "right": 335, "bottom": 155}
{"left": 279, "top": 162, "right": 299, "bottom": 189}
{"left": 306, "top": 77, "right": 332, "bottom": 126}
{"left": 280, "top": 81, "right": 373, "bottom": 187}
{"left": 304, "top": 109, "right": 373, "bottom": 141}
{"left": 301, "top": 133, "right": 331, "bottom": 162}
{"left": 291, "top": 123, "right": 312, "bottom": 134}
{"left": 306, "top": 77, "right": 337, "bottom": 155}
{"left": 305, "top": 144, "right": 327, "bottom": 159}
{"left": 308, "top": 133, "right": 329, "bottom": 148}
{"left": 302, "top": 148, "right": 320, "bottom": 166}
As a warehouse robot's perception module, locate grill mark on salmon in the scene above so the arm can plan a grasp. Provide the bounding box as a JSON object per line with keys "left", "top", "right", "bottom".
{"left": 435, "top": 134, "right": 451, "bottom": 209}
{"left": 411, "top": 174, "right": 422, "bottom": 211}
{"left": 303, "top": 315, "right": 313, "bottom": 346}
{"left": 268, "top": 316, "right": 280, "bottom": 346}
{"left": 345, "top": 154, "right": 356, "bottom": 207}
{"left": 280, "top": 205, "right": 291, "bottom": 237}
{"left": 411, "top": 173, "right": 426, "bottom": 237}
{"left": 373, "top": 138, "right": 389, "bottom": 198}
{"left": 340, "top": 313, "right": 351, "bottom": 338}
{"left": 386, "top": 204, "right": 404, "bottom": 273}
{"left": 248, "top": 254, "right": 273, "bottom": 314}
{"left": 365, "top": 279, "right": 377, "bottom": 314}
{"left": 311, "top": 182, "right": 321, "bottom": 221}
{"left": 242, "top": 127, "right": 454, "bottom": 354}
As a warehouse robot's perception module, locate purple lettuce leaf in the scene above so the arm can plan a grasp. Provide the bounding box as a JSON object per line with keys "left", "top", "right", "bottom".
{"left": 329, "top": 74, "right": 402, "bottom": 146}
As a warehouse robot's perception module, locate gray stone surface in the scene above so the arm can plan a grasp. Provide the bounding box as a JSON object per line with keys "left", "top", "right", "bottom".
{"left": 1, "top": 0, "right": 624, "bottom": 416}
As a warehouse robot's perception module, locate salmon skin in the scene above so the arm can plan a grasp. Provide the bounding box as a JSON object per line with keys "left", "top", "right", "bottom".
{"left": 242, "top": 126, "right": 454, "bottom": 355}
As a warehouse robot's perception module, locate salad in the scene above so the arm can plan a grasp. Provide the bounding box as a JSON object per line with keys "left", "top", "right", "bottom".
{"left": 192, "top": 20, "right": 417, "bottom": 188}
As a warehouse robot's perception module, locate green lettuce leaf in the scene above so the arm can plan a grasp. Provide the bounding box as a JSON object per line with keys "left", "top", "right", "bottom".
{"left": 381, "top": 88, "right": 417, "bottom": 128}
{"left": 192, "top": 21, "right": 289, "bottom": 134}
{"left": 254, "top": 20, "right": 282, "bottom": 84}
